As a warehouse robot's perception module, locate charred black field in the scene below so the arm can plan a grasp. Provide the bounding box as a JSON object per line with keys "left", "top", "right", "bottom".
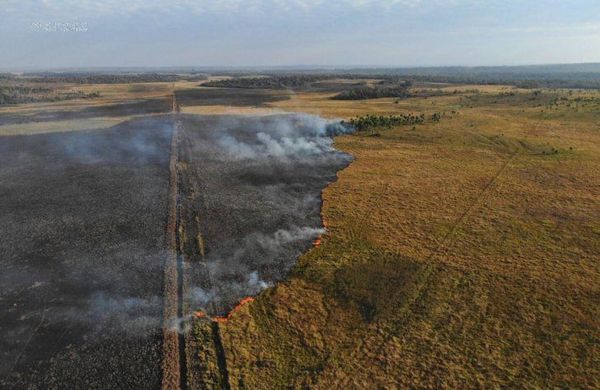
{"left": 0, "top": 117, "right": 173, "bottom": 388}
{"left": 177, "top": 114, "right": 352, "bottom": 316}
{"left": 0, "top": 112, "right": 351, "bottom": 388}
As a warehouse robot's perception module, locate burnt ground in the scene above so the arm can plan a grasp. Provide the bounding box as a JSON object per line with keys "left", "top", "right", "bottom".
{"left": 176, "top": 114, "right": 352, "bottom": 316}
{"left": 0, "top": 112, "right": 350, "bottom": 389}
{"left": 0, "top": 116, "right": 173, "bottom": 388}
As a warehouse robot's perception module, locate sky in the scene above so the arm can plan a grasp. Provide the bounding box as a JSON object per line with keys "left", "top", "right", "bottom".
{"left": 1, "top": 0, "right": 600, "bottom": 69}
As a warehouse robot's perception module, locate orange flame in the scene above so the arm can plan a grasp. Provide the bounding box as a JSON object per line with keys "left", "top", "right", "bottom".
{"left": 211, "top": 297, "right": 255, "bottom": 323}
{"left": 313, "top": 220, "right": 327, "bottom": 247}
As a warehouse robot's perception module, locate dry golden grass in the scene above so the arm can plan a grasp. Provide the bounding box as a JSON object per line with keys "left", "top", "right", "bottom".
{"left": 218, "top": 87, "right": 600, "bottom": 388}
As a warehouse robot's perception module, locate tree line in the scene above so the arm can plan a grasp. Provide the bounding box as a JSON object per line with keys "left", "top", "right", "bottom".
{"left": 203, "top": 75, "right": 331, "bottom": 89}
{"left": 345, "top": 113, "right": 426, "bottom": 132}
{"left": 21, "top": 73, "right": 208, "bottom": 84}
{"left": 332, "top": 82, "right": 412, "bottom": 100}
{"left": 0, "top": 85, "right": 100, "bottom": 105}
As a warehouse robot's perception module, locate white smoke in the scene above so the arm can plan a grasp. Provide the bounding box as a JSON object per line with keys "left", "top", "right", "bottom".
{"left": 50, "top": 292, "right": 162, "bottom": 336}
{"left": 253, "top": 226, "right": 326, "bottom": 252}
{"left": 247, "top": 271, "right": 271, "bottom": 290}
{"left": 217, "top": 131, "right": 335, "bottom": 160}
{"left": 167, "top": 313, "right": 194, "bottom": 334}
{"left": 215, "top": 114, "right": 353, "bottom": 161}
{"left": 217, "top": 134, "right": 258, "bottom": 159}
{"left": 187, "top": 225, "right": 324, "bottom": 313}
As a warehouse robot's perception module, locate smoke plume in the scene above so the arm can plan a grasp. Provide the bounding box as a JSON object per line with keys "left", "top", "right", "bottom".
{"left": 179, "top": 113, "right": 353, "bottom": 315}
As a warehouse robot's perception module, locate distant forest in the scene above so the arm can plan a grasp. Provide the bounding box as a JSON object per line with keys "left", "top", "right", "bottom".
{"left": 3, "top": 63, "right": 600, "bottom": 90}
{"left": 203, "top": 75, "right": 332, "bottom": 89}
{"left": 209, "top": 63, "right": 600, "bottom": 90}
{"left": 18, "top": 72, "right": 208, "bottom": 84}
{"left": 347, "top": 113, "right": 426, "bottom": 131}
{"left": 0, "top": 85, "right": 100, "bottom": 105}
{"left": 332, "top": 81, "right": 412, "bottom": 100}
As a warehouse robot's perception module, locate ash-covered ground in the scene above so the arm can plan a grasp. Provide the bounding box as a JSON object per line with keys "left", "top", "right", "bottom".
{"left": 177, "top": 114, "right": 352, "bottom": 316}
{"left": 0, "top": 117, "right": 172, "bottom": 388}
{"left": 0, "top": 113, "right": 351, "bottom": 387}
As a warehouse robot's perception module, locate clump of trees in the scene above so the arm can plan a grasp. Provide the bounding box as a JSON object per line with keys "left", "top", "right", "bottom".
{"left": 332, "top": 81, "right": 412, "bottom": 100}
{"left": 346, "top": 113, "right": 426, "bottom": 132}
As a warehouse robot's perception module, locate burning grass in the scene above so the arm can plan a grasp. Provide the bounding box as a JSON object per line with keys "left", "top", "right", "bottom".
{"left": 172, "top": 113, "right": 353, "bottom": 388}
{"left": 194, "top": 297, "right": 256, "bottom": 324}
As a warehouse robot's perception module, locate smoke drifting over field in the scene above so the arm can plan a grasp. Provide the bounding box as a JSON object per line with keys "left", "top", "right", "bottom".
{"left": 187, "top": 226, "right": 326, "bottom": 308}
{"left": 215, "top": 115, "right": 351, "bottom": 160}
{"left": 0, "top": 121, "right": 172, "bottom": 387}
{"left": 56, "top": 292, "right": 163, "bottom": 335}
{"left": 178, "top": 114, "right": 353, "bottom": 316}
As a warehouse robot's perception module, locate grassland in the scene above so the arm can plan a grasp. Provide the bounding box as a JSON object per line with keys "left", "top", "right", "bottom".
{"left": 216, "top": 86, "right": 600, "bottom": 388}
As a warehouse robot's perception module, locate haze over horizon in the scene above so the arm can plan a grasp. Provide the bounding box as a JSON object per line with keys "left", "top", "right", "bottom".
{"left": 2, "top": 0, "right": 600, "bottom": 69}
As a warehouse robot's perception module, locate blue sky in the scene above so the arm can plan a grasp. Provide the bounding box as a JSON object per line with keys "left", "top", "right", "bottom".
{"left": 1, "top": 0, "right": 600, "bottom": 69}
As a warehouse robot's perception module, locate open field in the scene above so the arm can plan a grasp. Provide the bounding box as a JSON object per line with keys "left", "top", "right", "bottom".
{"left": 0, "top": 75, "right": 598, "bottom": 388}
{"left": 0, "top": 81, "right": 291, "bottom": 134}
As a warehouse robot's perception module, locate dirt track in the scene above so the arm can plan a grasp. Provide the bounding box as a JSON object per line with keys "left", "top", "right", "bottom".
{"left": 161, "top": 117, "right": 182, "bottom": 390}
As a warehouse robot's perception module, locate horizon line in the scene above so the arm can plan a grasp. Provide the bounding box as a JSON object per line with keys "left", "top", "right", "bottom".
{"left": 3, "top": 62, "right": 600, "bottom": 73}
